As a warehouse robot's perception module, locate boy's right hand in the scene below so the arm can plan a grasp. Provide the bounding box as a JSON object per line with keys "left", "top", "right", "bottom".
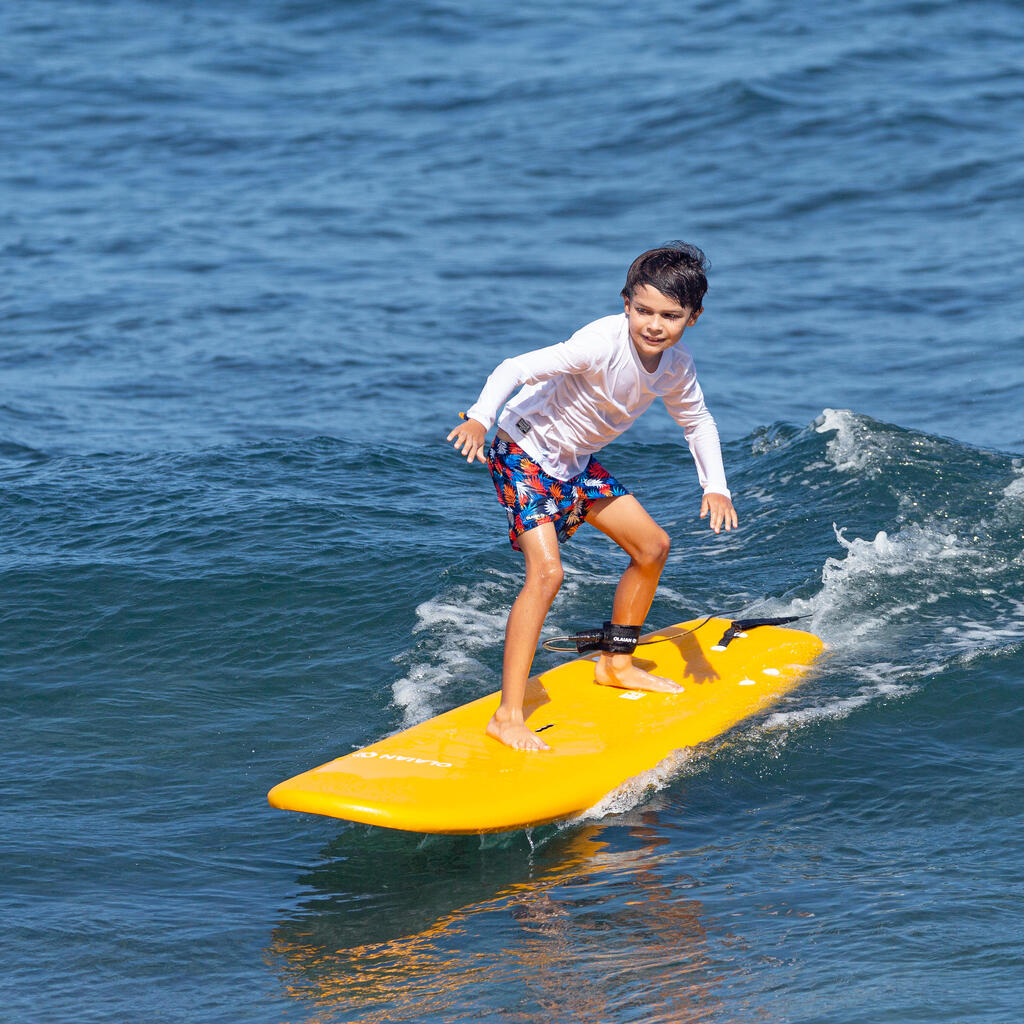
{"left": 447, "top": 417, "right": 488, "bottom": 464}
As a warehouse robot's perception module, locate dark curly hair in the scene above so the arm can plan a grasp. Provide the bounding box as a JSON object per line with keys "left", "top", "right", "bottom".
{"left": 621, "top": 242, "right": 709, "bottom": 311}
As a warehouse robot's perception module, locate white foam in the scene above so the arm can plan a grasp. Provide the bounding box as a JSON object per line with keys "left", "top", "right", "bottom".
{"left": 570, "top": 748, "right": 694, "bottom": 824}
{"left": 1003, "top": 467, "right": 1024, "bottom": 500}
{"left": 814, "top": 407, "right": 872, "bottom": 472}
{"left": 390, "top": 581, "right": 510, "bottom": 726}
{"left": 761, "top": 680, "right": 913, "bottom": 732}
{"left": 745, "top": 520, "right": 970, "bottom": 656}
{"left": 407, "top": 597, "right": 506, "bottom": 636}
{"left": 825, "top": 522, "right": 964, "bottom": 590}
{"left": 937, "top": 598, "right": 1024, "bottom": 661}
{"left": 390, "top": 573, "right": 585, "bottom": 726}
{"left": 390, "top": 656, "right": 476, "bottom": 727}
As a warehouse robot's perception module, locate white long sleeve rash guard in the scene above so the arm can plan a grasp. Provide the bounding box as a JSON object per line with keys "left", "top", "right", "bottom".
{"left": 466, "top": 313, "right": 731, "bottom": 498}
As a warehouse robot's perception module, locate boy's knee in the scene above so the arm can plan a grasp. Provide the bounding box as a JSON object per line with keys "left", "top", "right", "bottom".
{"left": 528, "top": 559, "right": 564, "bottom": 596}
{"left": 640, "top": 529, "right": 671, "bottom": 568}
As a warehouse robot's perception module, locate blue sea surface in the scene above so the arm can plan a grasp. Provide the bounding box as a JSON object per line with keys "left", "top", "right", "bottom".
{"left": 3, "top": 2, "right": 1022, "bottom": 1022}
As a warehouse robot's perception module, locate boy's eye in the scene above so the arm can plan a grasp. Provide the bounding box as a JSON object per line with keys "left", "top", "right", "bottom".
{"left": 636, "top": 306, "right": 682, "bottom": 319}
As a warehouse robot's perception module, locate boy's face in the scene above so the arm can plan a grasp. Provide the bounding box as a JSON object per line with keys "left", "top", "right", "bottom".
{"left": 623, "top": 284, "right": 701, "bottom": 367}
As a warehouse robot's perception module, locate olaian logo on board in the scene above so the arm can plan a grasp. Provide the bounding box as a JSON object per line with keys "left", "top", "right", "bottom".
{"left": 352, "top": 750, "right": 453, "bottom": 769}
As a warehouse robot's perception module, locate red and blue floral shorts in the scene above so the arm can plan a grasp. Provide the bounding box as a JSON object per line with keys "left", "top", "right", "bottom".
{"left": 486, "top": 435, "right": 630, "bottom": 550}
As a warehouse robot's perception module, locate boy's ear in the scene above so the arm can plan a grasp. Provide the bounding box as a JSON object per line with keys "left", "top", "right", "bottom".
{"left": 688, "top": 307, "right": 703, "bottom": 327}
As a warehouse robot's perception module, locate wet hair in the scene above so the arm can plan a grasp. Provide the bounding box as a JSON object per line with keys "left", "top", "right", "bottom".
{"left": 621, "top": 241, "right": 709, "bottom": 311}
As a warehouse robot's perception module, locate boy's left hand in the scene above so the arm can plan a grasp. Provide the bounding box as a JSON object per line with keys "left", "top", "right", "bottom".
{"left": 700, "top": 493, "right": 737, "bottom": 534}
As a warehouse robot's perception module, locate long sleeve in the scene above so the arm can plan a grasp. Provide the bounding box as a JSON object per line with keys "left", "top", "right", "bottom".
{"left": 465, "top": 338, "right": 593, "bottom": 431}
{"left": 662, "top": 379, "right": 731, "bottom": 498}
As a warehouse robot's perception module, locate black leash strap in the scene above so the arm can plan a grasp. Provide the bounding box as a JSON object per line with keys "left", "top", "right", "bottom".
{"left": 711, "top": 615, "right": 804, "bottom": 651}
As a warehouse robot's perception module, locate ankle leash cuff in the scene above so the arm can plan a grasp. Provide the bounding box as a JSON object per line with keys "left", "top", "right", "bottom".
{"left": 550, "top": 622, "right": 640, "bottom": 655}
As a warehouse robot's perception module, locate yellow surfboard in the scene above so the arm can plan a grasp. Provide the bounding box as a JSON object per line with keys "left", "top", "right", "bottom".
{"left": 268, "top": 617, "right": 824, "bottom": 834}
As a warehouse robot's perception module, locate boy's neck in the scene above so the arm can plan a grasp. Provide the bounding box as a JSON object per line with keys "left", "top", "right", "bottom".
{"left": 631, "top": 337, "right": 663, "bottom": 373}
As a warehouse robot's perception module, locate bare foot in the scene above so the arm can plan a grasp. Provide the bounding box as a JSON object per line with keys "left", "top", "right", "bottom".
{"left": 594, "top": 654, "right": 684, "bottom": 693}
{"left": 486, "top": 713, "right": 552, "bottom": 752}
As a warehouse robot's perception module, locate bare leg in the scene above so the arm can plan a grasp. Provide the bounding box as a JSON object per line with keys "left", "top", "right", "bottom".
{"left": 585, "top": 495, "right": 683, "bottom": 693}
{"left": 486, "top": 523, "right": 562, "bottom": 751}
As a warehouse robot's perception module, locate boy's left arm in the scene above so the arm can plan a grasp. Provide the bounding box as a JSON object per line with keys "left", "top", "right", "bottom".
{"left": 662, "top": 371, "right": 737, "bottom": 534}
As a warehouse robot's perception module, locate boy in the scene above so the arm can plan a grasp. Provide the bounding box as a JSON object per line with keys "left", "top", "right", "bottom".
{"left": 446, "top": 243, "right": 737, "bottom": 752}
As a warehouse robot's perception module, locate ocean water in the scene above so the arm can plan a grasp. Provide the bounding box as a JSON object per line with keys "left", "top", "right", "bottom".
{"left": 3, "top": 1, "right": 1022, "bottom": 1022}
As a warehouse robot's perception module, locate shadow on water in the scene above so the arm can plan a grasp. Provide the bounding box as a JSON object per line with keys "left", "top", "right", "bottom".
{"left": 268, "top": 815, "right": 723, "bottom": 1023}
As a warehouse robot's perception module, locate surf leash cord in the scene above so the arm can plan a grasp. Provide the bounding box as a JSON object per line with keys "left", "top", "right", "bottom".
{"left": 541, "top": 615, "right": 806, "bottom": 655}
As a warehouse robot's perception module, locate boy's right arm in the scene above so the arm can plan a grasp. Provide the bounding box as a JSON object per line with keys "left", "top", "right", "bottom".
{"left": 446, "top": 417, "right": 488, "bottom": 464}
{"left": 448, "top": 332, "right": 594, "bottom": 465}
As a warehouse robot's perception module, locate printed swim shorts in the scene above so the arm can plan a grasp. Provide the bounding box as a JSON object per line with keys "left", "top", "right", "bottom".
{"left": 486, "top": 435, "right": 630, "bottom": 550}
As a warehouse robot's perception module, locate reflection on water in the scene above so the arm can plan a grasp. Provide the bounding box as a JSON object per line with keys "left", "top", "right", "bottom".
{"left": 269, "top": 815, "right": 723, "bottom": 1023}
